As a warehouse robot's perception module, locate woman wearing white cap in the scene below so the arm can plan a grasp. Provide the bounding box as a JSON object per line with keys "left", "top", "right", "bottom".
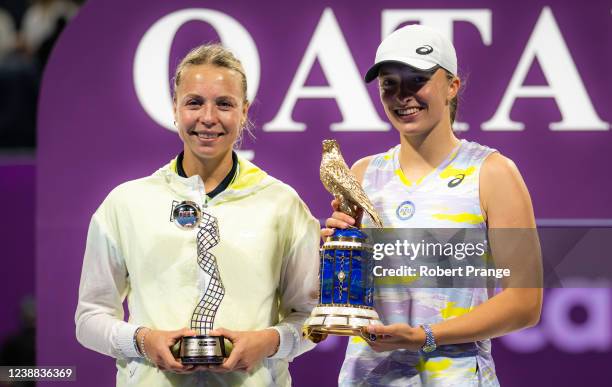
{"left": 324, "top": 25, "right": 542, "bottom": 386}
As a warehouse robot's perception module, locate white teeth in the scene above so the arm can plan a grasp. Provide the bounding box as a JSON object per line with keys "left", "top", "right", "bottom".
{"left": 396, "top": 107, "right": 422, "bottom": 116}
{"left": 196, "top": 133, "right": 220, "bottom": 139}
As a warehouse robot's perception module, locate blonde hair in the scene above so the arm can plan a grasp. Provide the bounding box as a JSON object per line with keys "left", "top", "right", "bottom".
{"left": 173, "top": 43, "right": 248, "bottom": 103}
{"left": 173, "top": 43, "right": 254, "bottom": 146}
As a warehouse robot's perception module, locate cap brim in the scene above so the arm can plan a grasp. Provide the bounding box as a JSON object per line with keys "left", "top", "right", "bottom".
{"left": 364, "top": 63, "right": 383, "bottom": 83}
{"left": 364, "top": 60, "right": 439, "bottom": 83}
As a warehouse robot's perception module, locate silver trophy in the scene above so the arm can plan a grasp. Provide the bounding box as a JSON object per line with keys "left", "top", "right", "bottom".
{"left": 172, "top": 202, "right": 227, "bottom": 365}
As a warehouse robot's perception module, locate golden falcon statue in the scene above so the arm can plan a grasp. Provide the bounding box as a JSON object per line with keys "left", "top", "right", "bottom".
{"left": 320, "top": 139, "right": 384, "bottom": 228}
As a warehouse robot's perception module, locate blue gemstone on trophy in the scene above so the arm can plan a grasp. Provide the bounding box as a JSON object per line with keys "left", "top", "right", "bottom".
{"left": 320, "top": 251, "right": 334, "bottom": 304}
{"left": 349, "top": 253, "right": 363, "bottom": 305}
{"left": 316, "top": 228, "right": 375, "bottom": 307}
{"left": 172, "top": 201, "right": 202, "bottom": 229}
{"left": 177, "top": 214, "right": 197, "bottom": 226}
{"left": 333, "top": 250, "right": 349, "bottom": 303}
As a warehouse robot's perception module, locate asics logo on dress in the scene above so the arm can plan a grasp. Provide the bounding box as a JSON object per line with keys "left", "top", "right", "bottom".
{"left": 448, "top": 174, "right": 466, "bottom": 188}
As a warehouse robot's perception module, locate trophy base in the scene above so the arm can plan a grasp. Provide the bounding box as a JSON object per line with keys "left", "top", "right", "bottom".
{"left": 303, "top": 305, "right": 383, "bottom": 343}
{"left": 179, "top": 335, "right": 227, "bottom": 365}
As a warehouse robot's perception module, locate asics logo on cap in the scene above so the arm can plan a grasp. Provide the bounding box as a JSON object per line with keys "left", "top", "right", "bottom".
{"left": 416, "top": 45, "right": 433, "bottom": 55}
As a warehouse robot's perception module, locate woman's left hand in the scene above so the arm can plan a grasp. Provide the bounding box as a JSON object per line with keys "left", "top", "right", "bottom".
{"left": 365, "top": 323, "right": 426, "bottom": 352}
{"left": 205, "top": 328, "right": 280, "bottom": 373}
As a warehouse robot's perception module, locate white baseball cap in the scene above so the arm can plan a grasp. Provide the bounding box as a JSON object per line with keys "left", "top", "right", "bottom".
{"left": 364, "top": 24, "right": 457, "bottom": 83}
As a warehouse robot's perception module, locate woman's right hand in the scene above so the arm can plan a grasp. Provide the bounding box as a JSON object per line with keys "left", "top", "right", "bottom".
{"left": 321, "top": 199, "right": 360, "bottom": 239}
{"left": 137, "top": 327, "right": 197, "bottom": 373}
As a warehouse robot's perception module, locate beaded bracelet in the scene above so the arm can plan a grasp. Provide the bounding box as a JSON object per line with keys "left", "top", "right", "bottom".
{"left": 139, "top": 328, "right": 151, "bottom": 362}
{"left": 133, "top": 327, "right": 145, "bottom": 357}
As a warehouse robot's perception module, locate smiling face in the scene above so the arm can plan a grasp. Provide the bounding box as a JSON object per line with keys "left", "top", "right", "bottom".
{"left": 378, "top": 63, "right": 459, "bottom": 137}
{"left": 173, "top": 64, "right": 248, "bottom": 163}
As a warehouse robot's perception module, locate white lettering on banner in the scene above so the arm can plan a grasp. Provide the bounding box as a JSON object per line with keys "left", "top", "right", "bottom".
{"left": 501, "top": 288, "right": 612, "bottom": 353}
{"left": 381, "top": 9, "right": 492, "bottom": 132}
{"left": 133, "top": 9, "right": 260, "bottom": 132}
{"left": 482, "top": 7, "right": 609, "bottom": 131}
{"left": 134, "top": 7, "right": 609, "bottom": 134}
{"left": 263, "top": 8, "right": 389, "bottom": 132}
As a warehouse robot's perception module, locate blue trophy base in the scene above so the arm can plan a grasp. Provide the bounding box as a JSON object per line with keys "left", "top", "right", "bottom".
{"left": 304, "top": 227, "right": 382, "bottom": 343}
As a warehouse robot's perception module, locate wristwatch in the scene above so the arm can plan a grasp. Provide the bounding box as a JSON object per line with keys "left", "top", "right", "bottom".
{"left": 419, "top": 324, "right": 437, "bottom": 353}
